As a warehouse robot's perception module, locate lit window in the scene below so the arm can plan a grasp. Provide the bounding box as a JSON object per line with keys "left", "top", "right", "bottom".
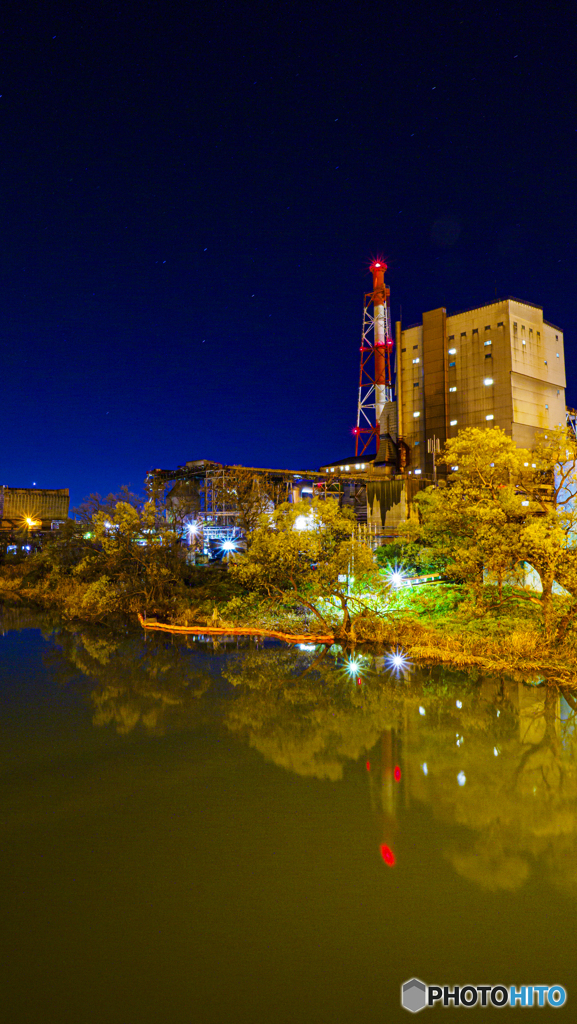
{"left": 355, "top": 464, "right": 360, "bottom": 469}
{"left": 414, "top": 469, "right": 422, "bottom": 475}
{"left": 449, "top": 386, "right": 457, "bottom": 392}
{"left": 486, "top": 415, "right": 494, "bottom": 421}
{"left": 545, "top": 405, "right": 549, "bottom": 410}
{"left": 413, "top": 411, "right": 420, "bottom": 418}
{"left": 412, "top": 357, "right": 420, "bottom": 364}
{"left": 345, "top": 465, "right": 350, "bottom": 470}
{"left": 361, "top": 463, "right": 365, "bottom": 469}
{"left": 484, "top": 340, "right": 492, "bottom": 346}
{"left": 521, "top": 500, "right": 529, "bottom": 507}
{"left": 448, "top": 347, "right": 457, "bottom": 354}
{"left": 450, "top": 419, "right": 457, "bottom": 426}
{"left": 522, "top": 340, "right": 526, "bottom": 346}
{"left": 557, "top": 352, "right": 560, "bottom": 358}
{"left": 484, "top": 378, "right": 493, "bottom": 386}
{"left": 451, "top": 466, "right": 459, "bottom": 471}
{"left": 532, "top": 463, "right": 536, "bottom": 468}
{"left": 340, "top": 466, "right": 344, "bottom": 470}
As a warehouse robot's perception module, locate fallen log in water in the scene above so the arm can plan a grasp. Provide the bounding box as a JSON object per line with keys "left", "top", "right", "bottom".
{"left": 137, "top": 612, "right": 334, "bottom": 644}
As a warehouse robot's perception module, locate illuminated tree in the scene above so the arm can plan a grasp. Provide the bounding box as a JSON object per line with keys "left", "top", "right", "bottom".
{"left": 230, "top": 498, "right": 389, "bottom": 638}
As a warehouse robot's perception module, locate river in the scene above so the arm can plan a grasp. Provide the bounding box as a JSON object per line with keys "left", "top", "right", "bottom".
{"left": 0, "top": 610, "right": 575, "bottom": 1022}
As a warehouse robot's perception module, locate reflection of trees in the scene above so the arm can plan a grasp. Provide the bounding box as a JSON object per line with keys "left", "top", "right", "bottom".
{"left": 47, "top": 626, "right": 215, "bottom": 735}
{"left": 406, "top": 677, "right": 577, "bottom": 893}
{"left": 222, "top": 648, "right": 404, "bottom": 780}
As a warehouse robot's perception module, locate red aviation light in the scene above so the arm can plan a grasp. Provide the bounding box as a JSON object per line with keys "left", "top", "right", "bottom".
{"left": 394, "top": 766, "right": 401, "bottom": 782}
{"left": 380, "top": 844, "right": 396, "bottom": 866}
{"left": 369, "top": 257, "right": 387, "bottom": 274}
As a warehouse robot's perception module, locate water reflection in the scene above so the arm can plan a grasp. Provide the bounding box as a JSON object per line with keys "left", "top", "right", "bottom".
{"left": 5, "top": 610, "right": 577, "bottom": 896}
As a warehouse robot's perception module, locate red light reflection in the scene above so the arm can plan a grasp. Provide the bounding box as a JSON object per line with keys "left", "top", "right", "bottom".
{"left": 380, "top": 844, "right": 396, "bottom": 866}
{"left": 394, "top": 766, "right": 401, "bottom": 782}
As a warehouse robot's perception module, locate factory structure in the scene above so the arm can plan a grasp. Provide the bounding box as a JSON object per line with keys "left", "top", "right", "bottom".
{"left": 148, "top": 256, "right": 570, "bottom": 546}
{"left": 0, "top": 486, "right": 69, "bottom": 553}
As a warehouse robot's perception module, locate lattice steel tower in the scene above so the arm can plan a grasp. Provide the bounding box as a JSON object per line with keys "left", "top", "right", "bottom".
{"left": 354, "top": 259, "right": 394, "bottom": 457}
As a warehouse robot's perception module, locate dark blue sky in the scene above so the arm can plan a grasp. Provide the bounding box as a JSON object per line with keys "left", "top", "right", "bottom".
{"left": 1, "top": 0, "right": 575, "bottom": 506}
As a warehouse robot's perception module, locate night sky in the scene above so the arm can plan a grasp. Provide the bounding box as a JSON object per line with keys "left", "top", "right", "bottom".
{"left": 1, "top": 0, "right": 576, "bottom": 507}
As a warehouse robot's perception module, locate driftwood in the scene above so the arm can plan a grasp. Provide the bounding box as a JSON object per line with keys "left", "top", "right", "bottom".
{"left": 137, "top": 612, "right": 334, "bottom": 644}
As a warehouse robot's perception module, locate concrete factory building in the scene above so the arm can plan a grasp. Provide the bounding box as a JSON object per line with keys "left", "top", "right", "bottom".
{"left": 397, "top": 297, "right": 566, "bottom": 479}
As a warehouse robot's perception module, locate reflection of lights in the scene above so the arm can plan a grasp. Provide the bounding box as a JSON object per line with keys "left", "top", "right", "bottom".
{"left": 385, "top": 647, "right": 410, "bottom": 674}
{"left": 493, "top": 747, "right": 500, "bottom": 757}
{"left": 366, "top": 761, "right": 371, "bottom": 772}
{"left": 456, "top": 700, "right": 462, "bottom": 709}
{"left": 347, "top": 658, "right": 361, "bottom": 676}
{"left": 496, "top": 710, "right": 500, "bottom": 717}
{"left": 419, "top": 706, "right": 426, "bottom": 716}
{"left": 380, "top": 844, "right": 395, "bottom": 866}
{"left": 298, "top": 643, "right": 316, "bottom": 651}
{"left": 457, "top": 771, "right": 466, "bottom": 786}
{"left": 421, "top": 763, "right": 428, "bottom": 775}
{"left": 394, "top": 766, "right": 401, "bottom": 782}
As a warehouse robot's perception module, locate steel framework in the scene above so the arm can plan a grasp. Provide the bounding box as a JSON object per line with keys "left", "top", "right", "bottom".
{"left": 354, "top": 259, "right": 394, "bottom": 457}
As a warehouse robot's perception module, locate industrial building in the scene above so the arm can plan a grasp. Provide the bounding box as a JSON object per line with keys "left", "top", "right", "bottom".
{"left": 150, "top": 259, "right": 570, "bottom": 542}
{"left": 397, "top": 298, "right": 566, "bottom": 479}
{"left": 0, "top": 487, "right": 69, "bottom": 536}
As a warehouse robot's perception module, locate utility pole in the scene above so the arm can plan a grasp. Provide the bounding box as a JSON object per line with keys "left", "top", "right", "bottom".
{"left": 427, "top": 436, "right": 441, "bottom": 484}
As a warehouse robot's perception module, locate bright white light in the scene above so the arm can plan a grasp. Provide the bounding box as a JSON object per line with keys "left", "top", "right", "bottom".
{"left": 496, "top": 710, "right": 500, "bottom": 717}
{"left": 457, "top": 771, "right": 466, "bottom": 786}
{"left": 456, "top": 700, "right": 462, "bottom": 709}
{"left": 413, "top": 411, "right": 420, "bottom": 418}
{"left": 493, "top": 747, "right": 499, "bottom": 757}
{"left": 421, "top": 763, "right": 428, "bottom": 775}
{"left": 486, "top": 415, "right": 494, "bottom": 421}
{"left": 412, "top": 357, "right": 420, "bottom": 364}
{"left": 222, "top": 540, "right": 236, "bottom": 552}
{"left": 450, "top": 419, "right": 457, "bottom": 426}
{"left": 347, "top": 658, "right": 361, "bottom": 676}
{"left": 414, "top": 469, "right": 422, "bottom": 475}
{"left": 449, "top": 386, "right": 457, "bottom": 392}
{"left": 187, "top": 522, "right": 199, "bottom": 534}
{"left": 419, "top": 706, "right": 426, "bottom": 716}
{"left": 484, "top": 378, "right": 493, "bottom": 386}
{"left": 448, "top": 347, "right": 457, "bottom": 354}
{"left": 451, "top": 465, "right": 459, "bottom": 471}
{"left": 385, "top": 647, "right": 409, "bottom": 673}
{"left": 521, "top": 500, "right": 529, "bottom": 506}
{"left": 385, "top": 565, "right": 408, "bottom": 589}
{"left": 484, "top": 340, "right": 492, "bottom": 346}
{"left": 298, "top": 644, "right": 316, "bottom": 651}
{"left": 294, "top": 515, "right": 313, "bottom": 531}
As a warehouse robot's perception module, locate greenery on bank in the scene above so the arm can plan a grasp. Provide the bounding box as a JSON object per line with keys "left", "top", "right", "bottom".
{"left": 1, "top": 426, "right": 577, "bottom": 679}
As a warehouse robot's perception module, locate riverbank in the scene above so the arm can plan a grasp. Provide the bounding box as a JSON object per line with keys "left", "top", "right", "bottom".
{"left": 1, "top": 564, "right": 576, "bottom": 685}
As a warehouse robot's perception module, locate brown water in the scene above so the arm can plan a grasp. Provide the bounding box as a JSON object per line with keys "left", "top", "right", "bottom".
{"left": 1, "top": 615, "right": 576, "bottom": 1023}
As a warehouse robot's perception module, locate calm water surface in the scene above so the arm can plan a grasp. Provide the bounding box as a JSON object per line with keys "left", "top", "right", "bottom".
{"left": 1, "top": 610, "right": 576, "bottom": 1023}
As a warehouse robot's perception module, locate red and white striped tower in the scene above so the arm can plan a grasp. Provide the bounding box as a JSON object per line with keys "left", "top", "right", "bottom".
{"left": 354, "top": 259, "right": 394, "bottom": 457}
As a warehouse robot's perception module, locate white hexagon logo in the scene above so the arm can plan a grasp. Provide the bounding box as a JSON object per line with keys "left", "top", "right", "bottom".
{"left": 401, "top": 978, "right": 427, "bottom": 1013}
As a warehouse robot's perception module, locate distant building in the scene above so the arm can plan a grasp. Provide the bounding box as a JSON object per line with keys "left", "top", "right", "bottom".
{"left": 397, "top": 297, "right": 566, "bottom": 478}
{"left": 0, "top": 487, "right": 69, "bottom": 534}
